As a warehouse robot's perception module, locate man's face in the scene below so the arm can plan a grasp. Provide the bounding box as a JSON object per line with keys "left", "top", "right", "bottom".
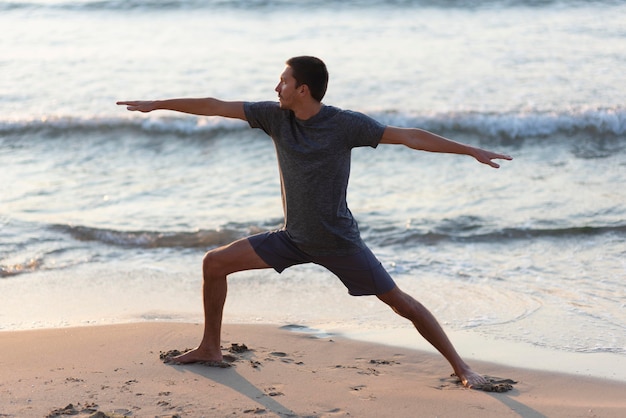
{"left": 275, "top": 66, "right": 300, "bottom": 109}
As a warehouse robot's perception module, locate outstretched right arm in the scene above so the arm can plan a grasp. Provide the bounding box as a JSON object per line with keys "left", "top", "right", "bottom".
{"left": 116, "top": 98, "right": 246, "bottom": 121}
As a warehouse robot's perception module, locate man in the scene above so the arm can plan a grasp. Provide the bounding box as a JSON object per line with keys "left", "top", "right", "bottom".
{"left": 118, "top": 56, "right": 512, "bottom": 389}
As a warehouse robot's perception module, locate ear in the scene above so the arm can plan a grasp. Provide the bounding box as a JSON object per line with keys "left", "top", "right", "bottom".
{"left": 298, "top": 84, "right": 309, "bottom": 96}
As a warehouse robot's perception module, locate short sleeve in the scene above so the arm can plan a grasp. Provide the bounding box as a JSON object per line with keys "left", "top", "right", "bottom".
{"left": 244, "top": 101, "right": 283, "bottom": 136}
{"left": 340, "top": 110, "right": 386, "bottom": 149}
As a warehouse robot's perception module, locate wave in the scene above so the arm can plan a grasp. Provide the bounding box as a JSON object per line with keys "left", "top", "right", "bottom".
{"left": 50, "top": 223, "right": 256, "bottom": 249}
{"left": 0, "top": 257, "right": 44, "bottom": 278}
{"left": 381, "top": 107, "right": 626, "bottom": 140}
{"left": 365, "top": 223, "right": 626, "bottom": 247}
{"left": 2, "top": 220, "right": 623, "bottom": 278}
{"left": 48, "top": 221, "right": 626, "bottom": 251}
{"left": 2, "top": 107, "right": 625, "bottom": 142}
{"left": 2, "top": 0, "right": 622, "bottom": 13}
{"left": 0, "top": 115, "right": 246, "bottom": 139}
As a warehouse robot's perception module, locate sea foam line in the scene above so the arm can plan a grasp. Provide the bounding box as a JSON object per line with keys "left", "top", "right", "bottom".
{"left": 1, "top": 0, "right": 618, "bottom": 13}
{"left": 1, "top": 107, "right": 625, "bottom": 140}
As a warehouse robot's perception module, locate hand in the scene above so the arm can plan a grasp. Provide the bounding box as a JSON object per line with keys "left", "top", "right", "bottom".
{"left": 472, "top": 148, "right": 513, "bottom": 169}
{"left": 116, "top": 100, "right": 157, "bottom": 113}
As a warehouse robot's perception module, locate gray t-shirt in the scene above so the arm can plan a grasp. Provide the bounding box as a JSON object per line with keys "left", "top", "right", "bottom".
{"left": 244, "top": 101, "right": 386, "bottom": 256}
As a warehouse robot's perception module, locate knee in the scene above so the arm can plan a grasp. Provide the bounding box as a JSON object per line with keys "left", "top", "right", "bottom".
{"left": 390, "top": 302, "right": 414, "bottom": 320}
{"left": 202, "top": 249, "right": 227, "bottom": 280}
{"left": 378, "top": 288, "right": 419, "bottom": 319}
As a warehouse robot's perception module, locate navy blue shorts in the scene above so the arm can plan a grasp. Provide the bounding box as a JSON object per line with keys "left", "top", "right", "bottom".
{"left": 248, "top": 230, "right": 396, "bottom": 296}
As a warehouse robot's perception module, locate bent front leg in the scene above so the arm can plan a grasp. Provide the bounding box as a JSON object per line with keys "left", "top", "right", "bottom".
{"left": 168, "top": 237, "right": 271, "bottom": 364}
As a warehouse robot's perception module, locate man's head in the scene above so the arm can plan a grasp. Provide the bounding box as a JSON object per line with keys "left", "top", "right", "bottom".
{"left": 285, "top": 56, "right": 328, "bottom": 102}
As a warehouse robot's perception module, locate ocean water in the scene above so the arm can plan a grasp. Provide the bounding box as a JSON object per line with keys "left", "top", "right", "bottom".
{"left": 1, "top": 0, "right": 625, "bottom": 380}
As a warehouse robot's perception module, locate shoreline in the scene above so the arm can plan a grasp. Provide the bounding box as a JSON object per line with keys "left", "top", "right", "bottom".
{"left": 3, "top": 316, "right": 624, "bottom": 383}
{"left": 339, "top": 326, "right": 626, "bottom": 384}
{"left": 1, "top": 322, "right": 625, "bottom": 418}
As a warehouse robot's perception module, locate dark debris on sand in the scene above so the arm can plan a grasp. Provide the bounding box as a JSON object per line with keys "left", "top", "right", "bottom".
{"left": 228, "top": 343, "right": 249, "bottom": 353}
{"left": 462, "top": 375, "right": 518, "bottom": 392}
{"left": 45, "top": 403, "right": 148, "bottom": 418}
{"left": 443, "top": 374, "right": 518, "bottom": 392}
{"left": 46, "top": 403, "right": 97, "bottom": 417}
{"left": 477, "top": 378, "right": 518, "bottom": 392}
{"left": 159, "top": 348, "right": 192, "bottom": 362}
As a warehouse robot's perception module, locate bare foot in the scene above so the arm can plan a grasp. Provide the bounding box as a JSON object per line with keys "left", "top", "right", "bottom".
{"left": 457, "top": 369, "right": 488, "bottom": 389}
{"left": 451, "top": 370, "right": 516, "bottom": 392}
{"left": 161, "top": 347, "right": 233, "bottom": 367}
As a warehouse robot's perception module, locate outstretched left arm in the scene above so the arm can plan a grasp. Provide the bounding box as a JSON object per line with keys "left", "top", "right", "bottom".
{"left": 381, "top": 126, "right": 512, "bottom": 168}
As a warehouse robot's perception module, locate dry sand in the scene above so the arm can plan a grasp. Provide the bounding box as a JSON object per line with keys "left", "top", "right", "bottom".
{"left": 1, "top": 322, "right": 624, "bottom": 417}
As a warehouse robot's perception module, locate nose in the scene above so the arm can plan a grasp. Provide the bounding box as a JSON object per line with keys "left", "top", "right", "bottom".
{"left": 274, "top": 82, "right": 280, "bottom": 93}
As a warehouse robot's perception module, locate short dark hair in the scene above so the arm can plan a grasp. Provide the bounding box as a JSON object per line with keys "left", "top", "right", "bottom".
{"left": 286, "top": 56, "right": 328, "bottom": 102}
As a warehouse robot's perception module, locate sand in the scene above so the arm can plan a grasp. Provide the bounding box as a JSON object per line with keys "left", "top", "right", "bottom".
{"left": 0, "top": 323, "right": 624, "bottom": 418}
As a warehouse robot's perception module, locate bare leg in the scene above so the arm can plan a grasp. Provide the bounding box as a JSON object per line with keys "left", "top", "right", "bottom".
{"left": 169, "top": 237, "right": 270, "bottom": 364}
{"left": 377, "top": 286, "right": 487, "bottom": 388}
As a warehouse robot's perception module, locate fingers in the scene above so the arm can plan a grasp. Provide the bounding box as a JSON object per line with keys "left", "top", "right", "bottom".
{"left": 485, "top": 160, "right": 500, "bottom": 169}
{"left": 475, "top": 150, "right": 508, "bottom": 168}
{"left": 481, "top": 150, "right": 513, "bottom": 168}
{"left": 116, "top": 101, "right": 136, "bottom": 111}
{"left": 487, "top": 151, "right": 513, "bottom": 161}
{"left": 481, "top": 157, "right": 500, "bottom": 168}
{"left": 116, "top": 101, "right": 149, "bottom": 112}
{"left": 491, "top": 153, "right": 513, "bottom": 168}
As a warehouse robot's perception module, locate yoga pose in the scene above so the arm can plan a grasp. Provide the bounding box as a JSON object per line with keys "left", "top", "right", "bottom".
{"left": 118, "top": 56, "right": 512, "bottom": 388}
